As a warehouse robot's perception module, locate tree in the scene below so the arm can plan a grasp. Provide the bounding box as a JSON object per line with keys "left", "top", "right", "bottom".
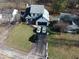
{"left": 52, "top": 0, "right": 68, "bottom": 13}
{"left": 67, "top": 0, "right": 78, "bottom": 9}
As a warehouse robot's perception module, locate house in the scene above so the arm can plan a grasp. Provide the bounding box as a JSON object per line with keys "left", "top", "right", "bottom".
{"left": 21, "top": 5, "right": 49, "bottom": 26}
{"left": 59, "top": 13, "right": 79, "bottom": 33}
{"left": 0, "top": 9, "right": 19, "bottom": 25}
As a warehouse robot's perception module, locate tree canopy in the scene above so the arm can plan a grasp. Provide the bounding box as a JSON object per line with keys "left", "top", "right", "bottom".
{"left": 52, "top": 0, "right": 68, "bottom": 13}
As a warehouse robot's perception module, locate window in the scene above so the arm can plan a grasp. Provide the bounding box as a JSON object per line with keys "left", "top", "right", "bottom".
{"left": 33, "top": 13, "right": 35, "bottom": 16}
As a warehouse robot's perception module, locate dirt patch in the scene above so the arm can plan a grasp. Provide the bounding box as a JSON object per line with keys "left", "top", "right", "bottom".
{"left": 0, "top": 54, "right": 11, "bottom": 59}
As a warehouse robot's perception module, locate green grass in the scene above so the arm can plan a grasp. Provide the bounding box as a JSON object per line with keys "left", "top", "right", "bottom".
{"left": 5, "top": 23, "right": 33, "bottom": 52}
{"left": 48, "top": 33, "right": 79, "bottom": 59}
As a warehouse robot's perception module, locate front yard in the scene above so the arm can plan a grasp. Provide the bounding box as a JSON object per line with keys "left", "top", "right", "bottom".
{"left": 48, "top": 33, "right": 79, "bottom": 59}
{"left": 5, "top": 23, "right": 33, "bottom": 52}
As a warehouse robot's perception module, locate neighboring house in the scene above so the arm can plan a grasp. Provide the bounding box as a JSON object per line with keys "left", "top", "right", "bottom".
{"left": 59, "top": 13, "right": 79, "bottom": 33}
{"left": 21, "top": 5, "right": 49, "bottom": 26}
{"left": 0, "top": 9, "right": 19, "bottom": 25}
{"left": 10, "top": 9, "right": 19, "bottom": 22}
{"left": 59, "top": 13, "right": 73, "bottom": 24}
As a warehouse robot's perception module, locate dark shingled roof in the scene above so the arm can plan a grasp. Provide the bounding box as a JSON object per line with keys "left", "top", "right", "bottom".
{"left": 60, "top": 13, "right": 79, "bottom": 26}
{"left": 21, "top": 7, "right": 31, "bottom": 18}
{"left": 33, "top": 14, "right": 42, "bottom": 20}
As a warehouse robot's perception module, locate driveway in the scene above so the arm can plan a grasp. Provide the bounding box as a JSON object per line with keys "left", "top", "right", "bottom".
{"left": 23, "top": 34, "right": 47, "bottom": 59}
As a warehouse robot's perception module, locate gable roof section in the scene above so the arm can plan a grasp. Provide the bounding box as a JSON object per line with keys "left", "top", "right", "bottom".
{"left": 60, "top": 13, "right": 73, "bottom": 22}
{"left": 33, "top": 14, "right": 42, "bottom": 20}
{"left": 21, "top": 5, "right": 49, "bottom": 22}
{"left": 30, "top": 5, "right": 44, "bottom": 14}
{"left": 33, "top": 9, "right": 49, "bottom": 21}
{"left": 43, "top": 9, "right": 49, "bottom": 21}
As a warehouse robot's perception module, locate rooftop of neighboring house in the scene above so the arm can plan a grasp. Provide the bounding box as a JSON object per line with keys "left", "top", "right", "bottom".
{"left": 60, "top": 13, "right": 79, "bottom": 26}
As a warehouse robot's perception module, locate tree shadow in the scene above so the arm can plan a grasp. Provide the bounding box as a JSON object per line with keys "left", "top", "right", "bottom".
{"left": 29, "top": 34, "right": 38, "bottom": 43}
{"left": 49, "top": 38, "right": 79, "bottom": 47}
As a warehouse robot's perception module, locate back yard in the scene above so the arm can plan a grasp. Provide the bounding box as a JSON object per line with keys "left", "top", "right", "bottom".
{"left": 48, "top": 33, "right": 79, "bottom": 59}
{"left": 5, "top": 23, "right": 33, "bottom": 52}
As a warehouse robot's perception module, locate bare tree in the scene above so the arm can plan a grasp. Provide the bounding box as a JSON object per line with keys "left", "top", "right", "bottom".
{"left": 53, "top": 21, "right": 69, "bottom": 32}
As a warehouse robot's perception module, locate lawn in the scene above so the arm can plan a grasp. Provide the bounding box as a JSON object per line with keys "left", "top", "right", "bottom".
{"left": 48, "top": 33, "right": 79, "bottom": 59}
{"left": 5, "top": 23, "right": 33, "bottom": 52}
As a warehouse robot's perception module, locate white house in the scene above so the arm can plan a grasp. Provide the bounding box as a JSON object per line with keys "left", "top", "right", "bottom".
{"left": 21, "top": 5, "right": 49, "bottom": 26}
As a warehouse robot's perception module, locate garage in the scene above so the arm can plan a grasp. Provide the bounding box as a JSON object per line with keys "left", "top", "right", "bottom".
{"left": 38, "top": 22, "right": 47, "bottom": 26}
{"left": 36, "top": 9, "right": 49, "bottom": 26}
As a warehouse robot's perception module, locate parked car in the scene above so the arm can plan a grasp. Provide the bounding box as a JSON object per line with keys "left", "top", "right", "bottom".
{"left": 42, "top": 26, "right": 47, "bottom": 33}
{"left": 36, "top": 26, "right": 41, "bottom": 33}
